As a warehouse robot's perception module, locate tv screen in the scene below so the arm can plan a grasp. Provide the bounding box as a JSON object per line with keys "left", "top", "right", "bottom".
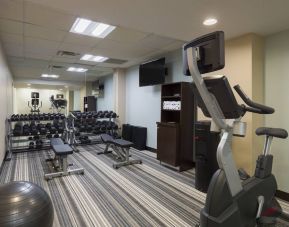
{"left": 139, "top": 58, "right": 165, "bottom": 87}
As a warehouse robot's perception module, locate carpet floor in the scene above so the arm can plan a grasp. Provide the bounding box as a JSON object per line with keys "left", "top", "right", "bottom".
{"left": 0, "top": 144, "right": 288, "bottom": 227}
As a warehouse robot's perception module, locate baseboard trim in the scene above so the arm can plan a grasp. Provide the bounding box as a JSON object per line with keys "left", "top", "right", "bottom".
{"left": 146, "top": 146, "right": 156, "bottom": 153}
{"left": 276, "top": 190, "right": 289, "bottom": 202}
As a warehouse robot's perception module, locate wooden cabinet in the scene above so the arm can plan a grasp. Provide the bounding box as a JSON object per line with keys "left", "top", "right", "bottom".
{"left": 157, "top": 82, "right": 196, "bottom": 171}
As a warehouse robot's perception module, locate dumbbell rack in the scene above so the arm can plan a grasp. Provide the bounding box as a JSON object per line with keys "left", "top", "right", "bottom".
{"left": 6, "top": 113, "right": 67, "bottom": 160}
{"left": 70, "top": 111, "right": 119, "bottom": 146}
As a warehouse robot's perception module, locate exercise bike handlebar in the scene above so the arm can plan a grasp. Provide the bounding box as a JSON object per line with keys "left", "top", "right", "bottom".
{"left": 234, "top": 85, "right": 275, "bottom": 114}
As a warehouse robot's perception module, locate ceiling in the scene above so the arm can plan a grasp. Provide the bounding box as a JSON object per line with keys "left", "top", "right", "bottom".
{"left": 0, "top": 0, "right": 184, "bottom": 85}
{"left": 1, "top": 0, "right": 289, "bottom": 86}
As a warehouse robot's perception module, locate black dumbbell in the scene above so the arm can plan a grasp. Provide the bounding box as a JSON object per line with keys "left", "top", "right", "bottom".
{"left": 23, "top": 124, "right": 30, "bottom": 136}
{"left": 46, "top": 134, "right": 52, "bottom": 139}
{"left": 50, "top": 126, "right": 57, "bottom": 134}
{"left": 29, "top": 141, "right": 34, "bottom": 149}
{"left": 35, "top": 140, "right": 43, "bottom": 149}
{"left": 13, "top": 122, "right": 23, "bottom": 136}
{"left": 53, "top": 134, "right": 59, "bottom": 138}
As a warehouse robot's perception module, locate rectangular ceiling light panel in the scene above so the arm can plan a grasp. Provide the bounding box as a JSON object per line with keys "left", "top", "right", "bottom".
{"left": 67, "top": 67, "right": 88, "bottom": 72}
{"left": 70, "top": 17, "right": 116, "bottom": 38}
{"left": 80, "top": 54, "right": 108, "bottom": 62}
{"left": 41, "top": 74, "right": 59, "bottom": 78}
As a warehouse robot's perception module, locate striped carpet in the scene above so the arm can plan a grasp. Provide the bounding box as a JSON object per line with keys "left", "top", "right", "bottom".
{"left": 0, "top": 144, "right": 288, "bottom": 227}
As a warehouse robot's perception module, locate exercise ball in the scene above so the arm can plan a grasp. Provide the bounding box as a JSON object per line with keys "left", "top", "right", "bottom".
{"left": 0, "top": 181, "right": 54, "bottom": 227}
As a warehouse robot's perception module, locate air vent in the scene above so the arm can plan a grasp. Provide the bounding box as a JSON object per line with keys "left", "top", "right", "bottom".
{"left": 49, "top": 65, "right": 64, "bottom": 69}
{"left": 104, "top": 58, "right": 128, "bottom": 64}
{"left": 57, "top": 50, "right": 80, "bottom": 57}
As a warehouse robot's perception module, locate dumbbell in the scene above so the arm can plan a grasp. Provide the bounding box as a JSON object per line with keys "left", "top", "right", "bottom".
{"left": 30, "top": 125, "right": 38, "bottom": 135}
{"left": 60, "top": 114, "right": 65, "bottom": 119}
{"left": 35, "top": 140, "right": 43, "bottom": 149}
{"left": 13, "top": 122, "right": 23, "bottom": 136}
{"left": 39, "top": 114, "right": 44, "bottom": 121}
{"left": 33, "top": 135, "right": 40, "bottom": 140}
{"left": 111, "top": 122, "right": 118, "bottom": 130}
{"left": 53, "top": 134, "right": 59, "bottom": 138}
{"left": 57, "top": 125, "right": 64, "bottom": 133}
{"left": 86, "top": 125, "right": 93, "bottom": 132}
{"left": 104, "top": 111, "right": 113, "bottom": 118}
{"left": 111, "top": 112, "right": 117, "bottom": 118}
{"left": 34, "top": 115, "right": 40, "bottom": 121}
{"left": 29, "top": 114, "right": 34, "bottom": 121}
{"left": 23, "top": 124, "right": 30, "bottom": 136}
{"left": 49, "top": 114, "right": 55, "bottom": 120}
{"left": 44, "top": 114, "right": 49, "bottom": 120}
{"left": 50, "top": 126, "right": 57, "bottom": 134}
{"left": 39, "top": 127, "right": 47, "bottom": 135}
{"left": 29, "top": 141, "right": 34, "bottom": 149}
{"left": 23, "top": 114, "right": 29, "bottom": 121}
{"left": 79, "top": 125, "right": 86, "bottom": 132}
{"left": 46, "top": 134, "right": 52, "bottom": 139}
{"left": 97, "top": 111, "right": 104, "bottom": 118}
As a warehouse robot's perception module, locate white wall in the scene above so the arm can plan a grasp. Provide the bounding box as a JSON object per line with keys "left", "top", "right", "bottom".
{"left": 15, "top": 88, "right": 66, "bottom": 114}
{"left": 125, "top": 49, "right": 185, "bottom": 148}
{"left": 0, "top": 42, "right": 13, "bottom": 165}
{"left": 265, "top": 29, "right": 289, "bottom": 193}
{"left": 97, "top": 75, "right": 114, "bottom": 111}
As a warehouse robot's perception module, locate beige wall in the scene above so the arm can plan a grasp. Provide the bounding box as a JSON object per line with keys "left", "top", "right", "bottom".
{"left": 265, "top": 29, "right": 289, "bottom": 193}
{"left": 0, "top": 42, "right": 13, "bottom": 165}
{"left": 15, "top": 88, "right": 66, "bottom": 114}
{"left": 200, "top": 34, "right": 265, "bottom": 174}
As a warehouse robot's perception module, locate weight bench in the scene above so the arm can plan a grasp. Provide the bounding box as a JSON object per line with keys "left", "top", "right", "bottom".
{"left": 98, "top": 134, "right": 142, "bottom": 169}
{"left": 44, "top": 138, "right": 84, "bottom": 180}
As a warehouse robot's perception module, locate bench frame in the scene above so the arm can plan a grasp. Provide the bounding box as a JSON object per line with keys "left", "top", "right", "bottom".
{"left": 44, "top": 139, "right": 84, "bottom": 180}
{"left": 98, "top": 134, "right": 142, "bottom": 169}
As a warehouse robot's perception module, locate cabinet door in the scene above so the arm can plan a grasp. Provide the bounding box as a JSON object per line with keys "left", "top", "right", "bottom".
{"left": 157, "top": 124, "right": 179, "bottom": 166}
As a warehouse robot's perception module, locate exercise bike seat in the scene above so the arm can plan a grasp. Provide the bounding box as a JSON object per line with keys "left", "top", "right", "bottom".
{"left": 256, "top": 127, "right": 288, "bottom": 139}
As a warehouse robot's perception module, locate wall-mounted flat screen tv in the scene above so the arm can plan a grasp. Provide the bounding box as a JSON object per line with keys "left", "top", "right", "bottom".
{"left": 139, "top": 58, "right": 165, "bottom": 87}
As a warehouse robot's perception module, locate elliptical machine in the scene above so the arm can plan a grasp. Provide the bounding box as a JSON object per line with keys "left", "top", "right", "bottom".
{"left": 183, "top": 31, "right": 287, "bottom": 227}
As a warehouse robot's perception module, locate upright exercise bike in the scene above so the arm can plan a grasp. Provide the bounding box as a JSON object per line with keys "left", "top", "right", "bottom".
{"left": 183, "top": 31, "right": 287, "bottom": 227}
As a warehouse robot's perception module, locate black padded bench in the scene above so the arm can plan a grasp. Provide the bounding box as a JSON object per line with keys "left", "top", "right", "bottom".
{"left": 44, "top": 138, "right": 84, "bottom": 180}
{"left": 98, "top": 134, "right": 142, "bottom": 169}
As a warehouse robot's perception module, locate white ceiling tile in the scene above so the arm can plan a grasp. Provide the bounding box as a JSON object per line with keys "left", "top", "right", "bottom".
{"left": 137, "top": 34, "right": 175, "bottom": 49}
{"left": 90, "top": 47, "right": 129, "bottom": 59}
{"left": 63, "top": 33, "right": 102, "bottom": 47}
{"left": 24, "top": 37, "right": 59, "bottom": 54}
{"left": 24, "top": 2, "right": 76, "bottom": 31}
{"left": 0, "top": 0, "right": 24, "bottom": 21}
{"left": 0, "top": 33, "right": 23, "bottom": 45}
{"left": 24, "top": 24, "right": 67, "bottom": 42}
{"left": 3, "top": 43, "right": 23, "bottom": 57}
{"left": 0, "top": 19, "right": 23, "bottom": 35}
{"left": 74, "top": 59, "right": 98, "bottom": 66}
{"left": 95, "top": 39, "right": 131, "bottom": 51}
{"left": 161, "top": 40, "right": 185, "bottom": 51}
{"left": 51, "top": 56, "right": 78, "bottom": 64}
{"left": 106, "top": 27, "right": 149, "bottom": 43}
{"left": 25, "top": 51, "right": 53, "bottom": 61}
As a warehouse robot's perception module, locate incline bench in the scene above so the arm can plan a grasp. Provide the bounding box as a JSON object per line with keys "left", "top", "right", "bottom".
{"left": 44, "top": 138, "right": 84, "bottom": 180}
{"left": 98, "top": 134, "right": 142, "bottom": 169}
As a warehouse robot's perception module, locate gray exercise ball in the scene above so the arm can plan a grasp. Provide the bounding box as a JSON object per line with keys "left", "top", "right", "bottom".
{"left": 0, "top": 181, "right": 54, "bottom": 227}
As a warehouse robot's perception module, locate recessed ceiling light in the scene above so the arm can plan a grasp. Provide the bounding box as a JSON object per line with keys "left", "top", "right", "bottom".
{"left": 27, "top": 83, "right": 31, "bottom": 86}
{"left": 70, "top": 17, "right": 116, "bottom": 38}
{"left": 67, "top": 67, "right": 88, "bottom": 72}
{"left": 80, "top": 54, "right": 108, "bottom": 62}
{"left": 203, "top": 18, "right": 218, "bottom": 26}
{"left": 59, "top": 89, "right": 63, "bottom": 91}
{"left": 41, "top": 74, "right": 59, "bottom": 78}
